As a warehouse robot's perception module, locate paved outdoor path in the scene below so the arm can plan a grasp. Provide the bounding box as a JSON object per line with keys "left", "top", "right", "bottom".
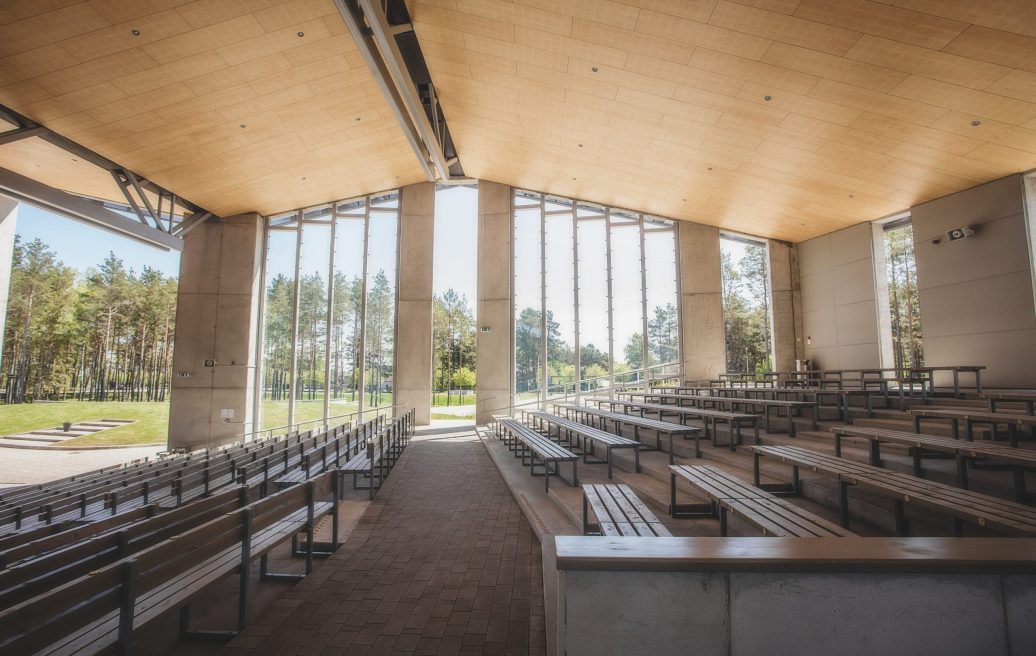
{"left": 0, "top": 444, "right": 163, "bottom": 487}
{"left": 221, "top": 427, "right": 546, "bottom": 656}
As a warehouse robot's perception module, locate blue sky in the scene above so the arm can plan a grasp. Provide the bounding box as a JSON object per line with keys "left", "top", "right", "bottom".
{"left": 14, "top": 203, "right": 181, "bottom": 277}
{"left": 433, "top": 186, "right": 478, "bottom": 305}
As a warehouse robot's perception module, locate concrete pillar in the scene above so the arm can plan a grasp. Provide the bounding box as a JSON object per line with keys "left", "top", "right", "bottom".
{"left": 678, "top": 222, "right": 726, "bottom": 381}
{"left": 0, "top": 196, "right": 17, "bottom": 374}
{"left": 768, "top": 240, "right": 804, "bottom": 371}
{"left": 476, "top": 181, "right": 512, "bottom": 424}
{"left": 395, "top": 182, "right": 435, "bottom": 425}
{"left": 169, "top": 213, "right": 264, "bottom": 450}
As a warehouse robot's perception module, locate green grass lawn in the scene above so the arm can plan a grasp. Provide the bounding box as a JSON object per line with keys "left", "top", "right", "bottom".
{"left": 431, "top": 392, "right": 475, "bottom": 406}
{"left": 0, "top": 401, "right": 170, "bottom": 447}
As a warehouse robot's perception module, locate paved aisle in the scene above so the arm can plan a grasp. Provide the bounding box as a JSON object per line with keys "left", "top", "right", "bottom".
{"left": 221, "top": 428, "right": 546, "bottom": 656}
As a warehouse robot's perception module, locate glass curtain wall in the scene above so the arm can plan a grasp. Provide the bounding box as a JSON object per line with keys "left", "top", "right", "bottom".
{"left": 513, "top": 189, "right": 680, "bottom": 397}
{"left": 720, "top": 234, "right": 773, "bottom": 373}
{"left": 257, "top": 191, "right": 400, "bottom": 432}
{"left": 882, "top": 220, "right": 924, "bottom": 370}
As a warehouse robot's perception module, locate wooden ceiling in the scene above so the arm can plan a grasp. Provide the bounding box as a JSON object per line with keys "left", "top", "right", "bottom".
{"left": 409, "top": 0, "right": 1036, "bottom": 241}
{"left": 0, "top": 0, "right": 428, "bottom": 217}
{"left": 1, "top": 1, "right": 1036, "bottom": 240}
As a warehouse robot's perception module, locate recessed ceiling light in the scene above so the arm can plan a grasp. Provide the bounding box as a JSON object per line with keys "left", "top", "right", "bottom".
{"left": 297, "top": 32, "right": 304, "bottom": 37}
{"left": 131, "top": 29, "right": 141, "bottom": 36}
{"left": 239, "top": 123, "right": 246, "bottom": 128}
{"left": 301, "top": 177, "right": 307, "bottom": 180}
{"left": 572, "top": 177, "right": 577, "bottom": 180}
{"left": 764, "top": 95, "right": 772, "bottom": 101}
{"left": 591, "top": 66, "right": 598, "bottom": 72}
{"left": 971, "top": 120, "right": 981, "bottom": 127}
{"left": 355, "top": 117, "right": 361, "bottom": 121}
{"left": 849, "top": 194, "right": 855, "bottom": 198}
{"left": 707, "top": 167, "right": 713, "bottom": 171}
{"left": 578, "top": 143, "right": 583, "bottom": 147}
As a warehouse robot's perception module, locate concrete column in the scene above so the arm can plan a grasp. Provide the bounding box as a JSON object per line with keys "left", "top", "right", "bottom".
{"left": 169, "top": 213, "right": 264, "bottom": 450}
{"left": 768, "top": 240, "right": 804, "bottom": 371}
{"left": 679, "top": 222, "right": 726, "bottom": 381}
{"left": 395, "top": 182, "right": 435, "bottom": 425}
{"left": 0, "top": 196, "right": 17, "bottom": 374}
{"left": 476, "top": 181, "right": 512, "bottom": 424}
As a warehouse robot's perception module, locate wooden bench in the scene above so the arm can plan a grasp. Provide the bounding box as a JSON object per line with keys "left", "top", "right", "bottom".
{"left": 342, "top": 412, "right": 412, "bottom": 499}
{"left": 527, "top": 411, "right": 640, "bottom": 477}
{"left": 495, "top": 418, "right": 578, "bottom": 491}
{"left": 0, "top": 471, "right": 340, "bottom": 656}
{"left": 751, "top": 445, "right": 1036, "bottom": 536}
{"left": 581, "top": 484, "right": 671, "bottom": 537}
{"left": 553, "top": 404, "right": 699, "bottom": 464}
{"left": 909, "top": 407, "right": 1036, "bottom": 446}
{"left": 669, "top": 465, "right": 853, "bottom": 537}
{"left": 624, "top": 390, "right": 817, "bottom": 436}
{"left": 0, "top": 487, "right": 249, "bottom": 612}
{"left": 829, "top": 425, "right": 1036, "bottom": 503}
{"left": 604, "top": 396, "right": 757, "bottom": 450}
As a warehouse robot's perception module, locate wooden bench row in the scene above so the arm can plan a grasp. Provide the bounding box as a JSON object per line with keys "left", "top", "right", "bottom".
{"left": 751, "top": 445, "right": 1036, "bottom": 536}
{"left": 340, "top": 410, "right": 415, "bottom": 499}
{"left": 0, "top": 469, "right": 342, "bottom": 656}
{"left": 527, "top": 411, "right": 641, "bottom": 477}
{"left": 829, "top": 425, "right": 1036, "bottom": 503}
{"left": 591, "top": 398, "right": 755, "bottom": 451}
{"left": 670, "top": 465, "right": 853, "bottom": 537}
{"left": 495, "top": 418, "right": 578, "bottom": 491}
{"left": 552, "top": 404, "right": 699, "bottom": 463}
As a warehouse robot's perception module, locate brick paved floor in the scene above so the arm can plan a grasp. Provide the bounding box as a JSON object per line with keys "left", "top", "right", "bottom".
{"left": 220, "top": 429, "right": 546, "bottom": 656}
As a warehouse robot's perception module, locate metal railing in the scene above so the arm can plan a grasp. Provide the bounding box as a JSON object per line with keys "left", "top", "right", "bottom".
{"left": 479, "top": 362, "right": 680, "bottom": 421}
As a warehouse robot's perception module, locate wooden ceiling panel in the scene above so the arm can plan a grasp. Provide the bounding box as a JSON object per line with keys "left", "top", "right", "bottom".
{"left": 412, "top": 0, "right": 1036, "bottom": 241}
{"left": 0, "top": 0, "right": 427, "bottom": 216}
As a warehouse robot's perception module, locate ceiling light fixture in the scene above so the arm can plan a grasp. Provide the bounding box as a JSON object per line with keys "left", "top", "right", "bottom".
{"left": 971, "top": 120, "right": 981, "bottom": 127}
{"left": 131, "top": 29, "right": 141, "bottom": 36}
{"left": 764, "top": 95, "right": 772, "bottom": 101}
{"left": 591, "top": 67, "right": 598, "bottom": 72}
{"left": 297, "top": 31, "right": 304, "bottom": 37}
{"left": 239, "top": 124, "right": 246, "bottom": 128}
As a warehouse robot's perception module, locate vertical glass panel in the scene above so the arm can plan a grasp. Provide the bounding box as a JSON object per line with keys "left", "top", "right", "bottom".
{"left": 544, "top": 200, "right": 575, "bottom": 397}
{"left": 330, "top": 213, "right": 365, "bottom": 421}
{"left": 720, "top": 235, "right": 773, "bottom": 373}
{"left": 432, "top": 186, "right": 478, "bottom": 417}
{"left": 576, "top": 212, "right": 609, "bottom": 391}
{"left": 514, "top": 195, "right": 543, "bottom": 400}
{"left": 261, "top": 225, "right": 298, "bottom": 430}
{"left": 364, "top": 201, "right": 398, "bottom": 417}
{"left": 609, "top": 211, "right": 645, "bottom": 386}
{"left": 294, "top": 210, "right": 331, "bottom": 427}
{"left": 883, "top": 222, "right": 924, "bottom": 370}
{"left": 644, "top": 220, "right": 680, "bottom": 378}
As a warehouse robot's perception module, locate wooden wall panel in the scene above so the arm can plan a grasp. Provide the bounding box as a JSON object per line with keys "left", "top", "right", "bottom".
{"left": 0, "top": 0, "right": 426, "bottom": 216}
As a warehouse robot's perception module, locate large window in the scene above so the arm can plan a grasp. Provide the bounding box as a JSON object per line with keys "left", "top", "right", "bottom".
{"left": 432, "top": 186, "right": 478, "bottom": 416}
{"left": 881, "top": 219, "right": 923, "bottom": 370}
{"left": 257, "top": 192, "right": 399, "bottom": 432}
{"left": 513, "top": 190, "right": 680, "bottom": 398}
{"left": 720, "top": 234, "right": 773, "bottom": 373}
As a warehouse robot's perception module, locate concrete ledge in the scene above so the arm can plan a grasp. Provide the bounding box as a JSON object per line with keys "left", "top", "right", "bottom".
{"left": 557, "top": 536, "right": 1036, "bottom": 573}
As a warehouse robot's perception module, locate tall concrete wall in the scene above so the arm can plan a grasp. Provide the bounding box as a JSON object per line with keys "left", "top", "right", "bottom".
{"left": 475, "top": 181, "right": 512, "bottom": 424}
{"left": 911, "top": 174, "right": 1036, "bottom": 388}
{"left": 395, "top": 182, "right": 435, "bottom": 425}
{"left": 798, "top": 223, "right": 882, "bottom": 370}
{"left": 678, "top": 222, "right": 725, "bottom": 380}
{"left": 0, "top": 196, "right": 17, "bottom": 375}
{"left": 768, "top": 240, "right": 803, "bottom": 371}
{"left": 169, "top": 213, "right": 263, "bottom": 450}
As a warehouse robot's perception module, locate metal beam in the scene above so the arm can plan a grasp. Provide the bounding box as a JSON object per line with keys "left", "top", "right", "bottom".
{"left": 358, "top": 0, "right": 453, "bottom": 182}
{"left": 0, "top": 167, "right": 182, "bottom": 250}
{"left": 0, "top": 126, "right": 46, "bottom": 145}
{"left": 334, "top": 0, "right": 436, "bottom": 181}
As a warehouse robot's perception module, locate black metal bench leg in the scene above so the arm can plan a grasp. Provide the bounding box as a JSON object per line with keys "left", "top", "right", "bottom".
{"left": 1013, "top": 467, "right": 1026, "bottom": 504}
{"left": 753, "top": 452, "right": 761, "bottom": 486}
{"left": 839, "top": 481, "right": 850, "bottom": 529}
{"left": 719, "top": 506, "right": 728, "bottom": 537}
{"left": 957, "top": 454, "right": 968, "bottom": 489}
{"left": 893, "top": 499, "right": 906, "bottom": 536}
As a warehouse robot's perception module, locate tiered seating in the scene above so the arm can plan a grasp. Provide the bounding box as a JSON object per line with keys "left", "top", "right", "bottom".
{"left": 909, "top": 407, "right": 1036, "bottom": 445}
{"left": 594, "top": 397, "right": 757, "bottom": 451}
